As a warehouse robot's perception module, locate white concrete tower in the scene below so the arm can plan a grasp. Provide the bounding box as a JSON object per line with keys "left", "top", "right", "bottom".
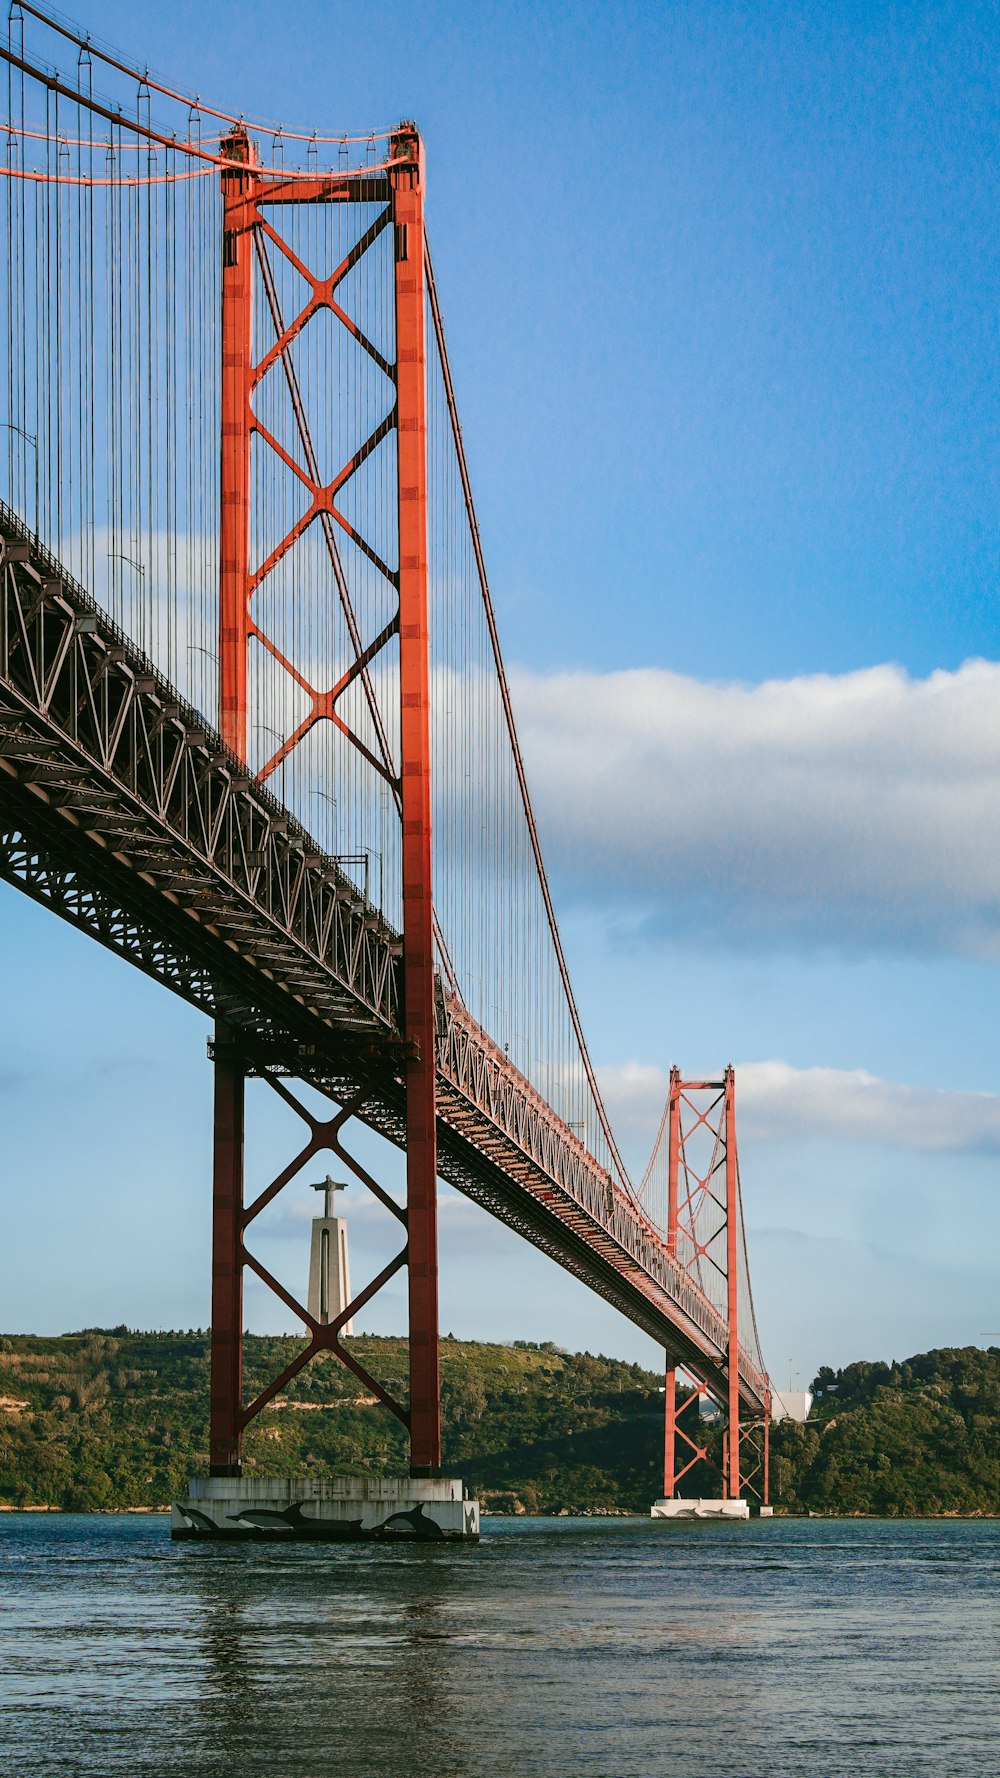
{"left": 307, "top": 1177, "right": 353, "bottom": 1334}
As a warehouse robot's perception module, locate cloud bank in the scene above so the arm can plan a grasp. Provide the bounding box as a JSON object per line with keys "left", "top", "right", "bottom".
{"left": 598, "top": 1059, "right": 1000, "bottom": 1157}
{"left": 513, "top": 658, "right": 1000, "bottom": 955}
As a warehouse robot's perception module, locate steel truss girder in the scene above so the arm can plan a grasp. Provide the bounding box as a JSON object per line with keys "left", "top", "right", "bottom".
{"left": 0, "top": 511, "right": 399, "bottom": 1036}
{"left": 439, "top": 1005, "right": 768, "bottom": 1408}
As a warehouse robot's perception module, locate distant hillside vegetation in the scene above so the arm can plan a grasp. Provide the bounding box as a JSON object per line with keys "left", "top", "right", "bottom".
{"left": 2, "top": 1333, "right": 997, "bottom": 1515}
{"left": 0, "top": 1331, "right": 672, "bottom": 1514}
{"left": 771, "top": 1347, "right": 1000, "bottom": 1515}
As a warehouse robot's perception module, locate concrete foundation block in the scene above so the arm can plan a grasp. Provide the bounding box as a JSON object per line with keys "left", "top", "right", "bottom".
{"left": 650, "top": 1497, "right": 751, "bottom": 1521}
{"left": 172, "top": 1474, "right": 480, "bottom": 1541}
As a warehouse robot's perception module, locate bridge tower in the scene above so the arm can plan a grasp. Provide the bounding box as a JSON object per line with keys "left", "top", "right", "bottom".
{"left": 653, "top": 1068, "right": 771, "bottom": 1518}
{"left": 207, "top": 119, "right": 447, "bottom": 1499}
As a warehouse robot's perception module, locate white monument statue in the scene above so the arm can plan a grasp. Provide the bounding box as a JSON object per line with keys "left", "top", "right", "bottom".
{"left": 307, "top": 1177, "right": 353, "bottom": 1334}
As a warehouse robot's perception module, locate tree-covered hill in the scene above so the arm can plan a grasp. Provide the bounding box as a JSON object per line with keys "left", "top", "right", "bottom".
{"left": 772, "top": 1346, "right": 1000, "bottom": 1515}
{"left": 2, "top": 1332, "right": 999, "bottom": 1515}
{"left": 0, "top": 1330, "right": 670, "bottom": 1514}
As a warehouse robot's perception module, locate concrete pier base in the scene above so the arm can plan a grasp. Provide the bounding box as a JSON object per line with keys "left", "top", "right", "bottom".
{"left": 650, "top": 1497, "right": 750, "bottom": 1521}
{"left": 172, "top": 1475, "right": 480, "bottom": 1541}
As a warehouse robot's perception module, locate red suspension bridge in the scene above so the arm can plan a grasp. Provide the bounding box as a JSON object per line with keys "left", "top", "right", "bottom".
{"left": 0, "top": 4, "right": 771, "bottom": 1528}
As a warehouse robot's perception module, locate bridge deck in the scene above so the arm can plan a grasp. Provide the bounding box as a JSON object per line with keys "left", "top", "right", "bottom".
{"left": 0, "top": 507, "right": 768, "bottom": 1417}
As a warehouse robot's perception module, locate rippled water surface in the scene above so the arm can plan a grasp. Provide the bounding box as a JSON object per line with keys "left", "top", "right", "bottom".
{"left": 1, "top": 1514, "right": 998, "bottom": 1776}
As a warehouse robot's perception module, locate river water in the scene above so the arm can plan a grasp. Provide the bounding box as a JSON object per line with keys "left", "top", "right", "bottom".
{"left": 0, "top": 1513, "right": 997, "bottom": 1776}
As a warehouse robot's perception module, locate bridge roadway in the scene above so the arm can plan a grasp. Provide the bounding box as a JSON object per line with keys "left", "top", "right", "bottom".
{"left": 0, "top": 505, "right": 769, "bottom": 1417}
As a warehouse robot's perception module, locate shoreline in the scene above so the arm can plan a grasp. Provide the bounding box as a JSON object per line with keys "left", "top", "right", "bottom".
{"left": 2, "top": 1504, "right": 999, "bottom": 1522}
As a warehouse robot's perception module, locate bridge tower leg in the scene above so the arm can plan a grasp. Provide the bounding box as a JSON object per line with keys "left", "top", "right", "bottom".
{"left": 662, "top": 1365, "right": 677, "bottom": 1497}
{"left": 217, "top": 125, "right": 256, "bottom": 763}
{"left": 764, "top": 1390, "right": 771, "bottom": 1507}
{"left": 209, "top": 1028, "right": 244, "bottom": 1475}
{"left": 662, "top": 1067, "right": 680, "bottom": 1497}
{"left": 391, "top": 125, "right": 441, "bottom": 1479}
{"left": 208, "top": 126, "right": 257, "bottom": 1476}
{"left": 725, "top": 1065, "right": 740, "bottom": 1499}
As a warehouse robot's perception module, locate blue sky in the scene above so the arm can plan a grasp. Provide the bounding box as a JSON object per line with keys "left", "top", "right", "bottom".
{"left": 2, "top": 0, "right": 999, "bottom": 1385}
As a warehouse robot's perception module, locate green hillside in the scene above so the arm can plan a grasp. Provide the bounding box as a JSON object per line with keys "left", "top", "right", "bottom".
{"left": 771, "top": 1346, "right": 1000, "bottom": 1515}
{"left": 0, "top": 1330, "right": 675, "bottom": 1514}
{"left": 2, "top": 1332, "right": 998, "bottom": 1515}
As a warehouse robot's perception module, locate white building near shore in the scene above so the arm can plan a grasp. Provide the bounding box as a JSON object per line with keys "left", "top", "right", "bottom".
{"left": 770, "top": 1388, "right": 813, "bottom": 1423}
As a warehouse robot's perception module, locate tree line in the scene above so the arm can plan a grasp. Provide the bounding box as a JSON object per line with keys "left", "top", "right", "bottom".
{"left": 0, "top": 1330, "right": 997, "bottom": 1515}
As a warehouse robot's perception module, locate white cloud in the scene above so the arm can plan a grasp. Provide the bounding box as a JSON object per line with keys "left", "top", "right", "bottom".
{"left": 513, "top": 658, "right": 1000, "bottom": 955}
{"left": 593, "top": 1061, "right": 673, "bottom": 1153}
{"left": 598, "top": 1059, "right": 1000, "bottom": 1156}
{"left": 738, "top": 1060, "right": 1000, "bottom": 1151}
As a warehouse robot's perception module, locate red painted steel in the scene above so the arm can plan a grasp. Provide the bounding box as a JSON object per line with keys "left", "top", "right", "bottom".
{"left": 667, "top": 1067, "right": 680, "bottom": 1259}
{"left": 663, "top": 1364, "right": 676, "bottom": 1496}
{"left": 209, "top": 1028, "right": 244, "bottom": 1474}
{"left": 236, "top": 1076, "right": 412, "bottom": 1433}
{"left": 764, "top": 1394, "right": 771, "bottom": 1506}
{"left": 725, "top": 1066, "right": 740, "bottom": 1498}
{"left": 662, "top": 1068, "right": 681, "bottom": 1496}
{"left": 208, "top": 120, "right": 443, "bottom": 1476}
{"left": 209, "top": 1068, "right": 416, "bottom": 1450}
{"left": 218, "top": 127, "right": 256, "bottom": 762}
{"left": 213, "top": 126, "right": 253, "bottom": 1472}
{"left": 663, "top": 1375, "right": 710, "bottom": 1495}
{"left": 734, "top": 1414, "right": 768, "bottom": 1504}
{"left": 392, "top": 125, "right": 441, "bottom": 1477}
{"left": 659, "top": 1067, "right": 768, "bottom": 1502}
